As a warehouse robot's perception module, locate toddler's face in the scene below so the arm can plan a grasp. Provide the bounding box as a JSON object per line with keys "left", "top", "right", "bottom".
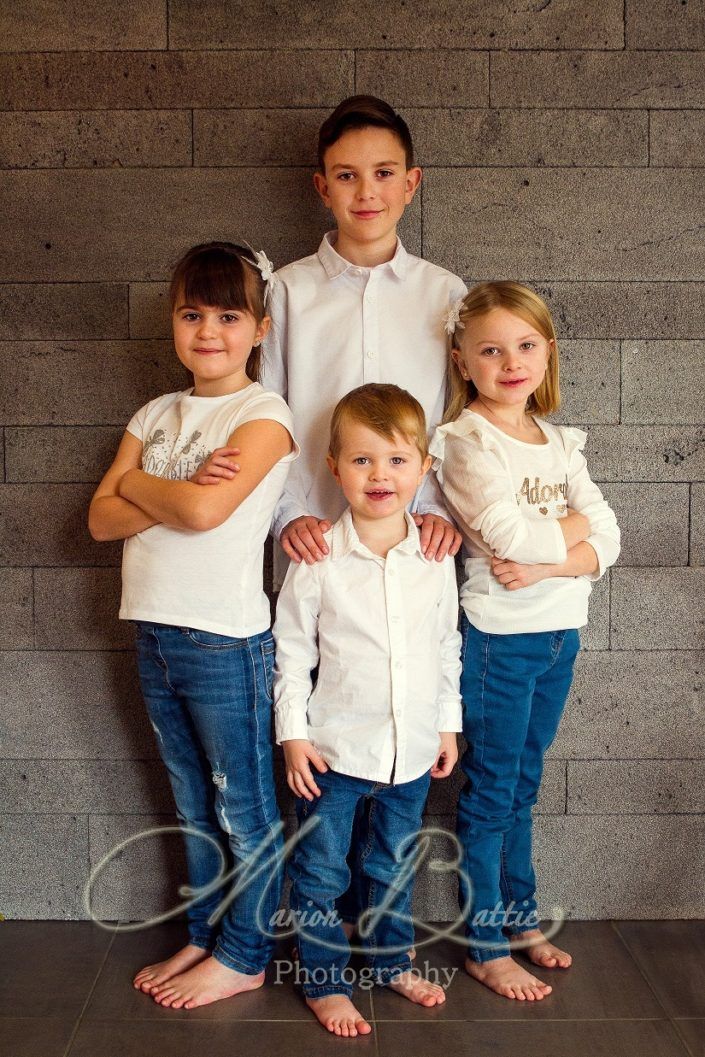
{"left": 453, "top": 307, "right": 552, "bottom": 409}
{"left": 327, "top": 421, "right": 430, "bottom": 522}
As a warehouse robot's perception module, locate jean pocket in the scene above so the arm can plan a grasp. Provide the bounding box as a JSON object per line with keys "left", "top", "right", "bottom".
{"left": 183, "top": 628, "right": 246, "bottom": 651}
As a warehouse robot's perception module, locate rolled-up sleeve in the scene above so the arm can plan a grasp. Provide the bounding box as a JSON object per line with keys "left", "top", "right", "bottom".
{"left": 440, "top": 434, "right": 568, "bottom": 565}
{"left": 272, "top": 558, "right": 321, "bottom": 743}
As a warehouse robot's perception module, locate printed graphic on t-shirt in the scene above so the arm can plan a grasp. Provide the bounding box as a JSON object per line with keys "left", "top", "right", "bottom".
{"left": 517, "top": 474, "right": 568, "bottom": 517}
{"left": 142, "top": 429, "right": 211, "bottom": 480}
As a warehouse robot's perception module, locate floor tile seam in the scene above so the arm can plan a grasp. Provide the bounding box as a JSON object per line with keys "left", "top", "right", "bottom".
{"left": 671, "top": 1017, "right": 701, "bottom": 1057}
{"left": 609, "top": 921, "right": 679, "bottom": 1020}
{"left": 62, "top": 927, "right": 117, "bottom": 1057}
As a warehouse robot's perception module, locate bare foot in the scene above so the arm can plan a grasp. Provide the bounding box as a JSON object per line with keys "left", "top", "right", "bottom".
{"left": 306, "top": 994, "right": 372, "bottom": 1037}
{"left": 133, "top": 943, "right": 209, "bottom": 994}
{"left": 387, "top": 970, "right": 446, "bottom": 1007}
{"left": 151, "top": 955, "right": 264, "bottom": 1009}
{"left": 465, "top": 955, "right": 552, "bottom": 1001}
{"left": 511, "top": 929, "right": 572, "bottom": 969}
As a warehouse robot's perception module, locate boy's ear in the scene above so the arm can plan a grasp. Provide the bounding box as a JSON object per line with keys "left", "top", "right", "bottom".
{"left": 313, "top": 171, "right": 331, "bottom": 208}
{"left": 404, "top": 166, "right": 423, "bottom": 204}
{"left": 326, "top": 453, "right": 340, "bottom": 482}
{"left": 420, "top": 454, "right": 432, "bottom": 478}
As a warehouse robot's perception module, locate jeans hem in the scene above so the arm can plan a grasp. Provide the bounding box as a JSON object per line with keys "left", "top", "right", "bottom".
{"left": 302, "top": 985, "right": 354, "bottom": 1000}
{"left": 212, "top": 944, "right": 265, "bottom": 976}
{"left": 188, "top": 935, "right": 215, "bottom": 952}
{"left": 377, "top": 959, "right": 412, "bottom": 985}
{"left": 466, "top": 946, "right": 511, "bottom": 964}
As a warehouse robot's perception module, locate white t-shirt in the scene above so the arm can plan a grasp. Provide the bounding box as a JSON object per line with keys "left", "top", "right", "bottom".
{"left": 430, "top": 410, "right": 620, "bottom": 634}
{"left": 120, "top": 383, "right": 298, "bottom": 637}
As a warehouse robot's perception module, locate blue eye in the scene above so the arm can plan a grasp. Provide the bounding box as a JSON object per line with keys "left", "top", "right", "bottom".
{"left": 390, "top": 457, "right": 405, "bottom": 465}
{"left": 353, "top": 456, "right": 368, "bottom": 465}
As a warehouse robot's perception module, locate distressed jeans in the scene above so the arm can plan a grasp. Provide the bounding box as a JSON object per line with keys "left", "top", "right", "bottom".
{"left": 133, "top": 621, "right": 283, "bottom": 975}
{"left": 457, "top": 615, "right": 580, "bottom": 963}
{"left": 288, "top": 768, "right": 431, "bottom": 999}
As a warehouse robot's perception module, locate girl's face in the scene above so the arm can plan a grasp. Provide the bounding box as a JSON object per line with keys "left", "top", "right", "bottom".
{"left": 172, "top": 298, "right": 269, "bottom": 396}
{"left": 452, "top": 307, "right": 553, "bottom": 409}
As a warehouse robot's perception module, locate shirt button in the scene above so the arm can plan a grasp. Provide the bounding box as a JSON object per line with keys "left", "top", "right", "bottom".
{"left": 366, "top": 349, "right": 374, "bottom": 358}
{"left": 395, "top": 661, "right": 403, "bottom": 669}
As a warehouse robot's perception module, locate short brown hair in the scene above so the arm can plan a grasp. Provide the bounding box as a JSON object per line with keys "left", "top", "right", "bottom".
{"left": 170, "top": 242, "right": 268, "bottom": 382}
{"left": 329, "top": 384, "right": 428, "bottom": 461}
{"left": 444, "top": 281, "right": 561, "bottom": 423}
{"left": 317, "top": 95, "right": 414, "bottom": 171}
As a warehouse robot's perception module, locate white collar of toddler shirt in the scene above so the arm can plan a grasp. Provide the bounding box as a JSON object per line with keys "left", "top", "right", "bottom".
{"left": 330, "top": 507, "right": 424, "bottom": 563}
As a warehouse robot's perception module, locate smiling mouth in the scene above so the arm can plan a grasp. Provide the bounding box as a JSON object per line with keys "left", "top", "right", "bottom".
{"left": 500, "top": 378, "right": 528, "bottom": 386}
{"left": 352, "top": 210, "right": 382, "bottom": 219}
{"left": 366, "top": 489, "right": 394, "bottom": 500}
{"left": 194, "top": 348, "right": 223, "bottom": 355}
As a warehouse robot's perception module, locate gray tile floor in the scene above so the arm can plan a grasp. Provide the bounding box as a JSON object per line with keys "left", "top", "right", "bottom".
{"left": 1, "top": 921, "right": 703, "bottom": 1056}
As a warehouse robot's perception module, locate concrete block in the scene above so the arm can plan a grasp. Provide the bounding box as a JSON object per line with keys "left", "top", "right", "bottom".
{"left": 691, "top": 484, "right": 705, "bottom": 565}
{"left": 169, "top": 0, "right": 624, "bottom": 49}
{"left": 0, "top": 485, "right": 121, "bottom": 566}
{"left": 424, "top": 168, "right": 705, "bottom": 282}
{"left": 0, "top": 759, "right": 173, "bottom": 814}
{"left": 34, "top": 567, "right": 131, "bottom": 650}
{"left": 651, "top": 111, "right": 705, "bottom": 168}
{"left": 194, "top": 109, "right": 324, "bottom": 167}
{"left": 0, "top": 111, "right": 192, "bottom": 169}
{"left": 0, "top": 814, "right": 88, "bottom": 919}
{"left": 627, "top": 0, "right": 705, "bottom": 49}
{"left": 411, "top": 109, "right": 647, "bottom": 167}
{"left": 0, "top": 169, "right": 422, "bottom": 282}
{"left": 0, "top": 650, "right": 156, "bottom": 759}
{"left": 0, "top": 342, "right": 185, "bottom": 425}
{"left": 533, "top": 815, "right": 705, "bottom": 917}
{"left": 551, "top": 650, "right": 705, "bottom": 759}
{"left": 129, "top": 283, "right": 170, "bottom": 338}
{"left": 581, "top": 571, "right": 609, "bottom": 651}
{"left": 0, "top": 51, "right": 352, "bottom": 111}
{"left": 356, "top": 51, "right": 489, "bottom": 107}
{"left": 0, "top": 0, "right": 166, "bottom": 50}
{"left": 426, "top": 753, "right": 565, "bottom": 815}
{"left": 611, "top": 568, "right": 705, "bottom": 650}
{"left": 411, "top": 816, "right": 460, "bottom": 922}
{"left": 535, "top": 282, "right": 705, "bottom": 340}
{"left": 601, "top": 482, "right": 690, "bottom": 567}
{"left": 623, "top": 342, "right": 705, "bottom": 424}
{"left": 0, "top": 285, "right": 127, "bottom": 340}
{"left": 491, "top": 50, "right": 705, "bottom": 109}
{"left": 5, "top": 426, "right": 124, "bottom": 483}
{"left": 568, "top": 760, "right": 705, "bottom": 815}
{"left": 88, "top": 814, "right": 187, "bottom": 922}
{"left": 0, "top": 568, "right": 33, "bottom": 649}
{"left": 550, "top": 340, "right": 620, "bottom": 424}
{"left": 582, "top": 426, "right": 705, "bottom": 483}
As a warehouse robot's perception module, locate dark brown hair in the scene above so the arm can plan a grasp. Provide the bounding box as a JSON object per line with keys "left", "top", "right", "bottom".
{"left": 329, "top": 384, "right": 428, "bottom": 461}
{"left": 170, "top": 242, "right": 267, "bottom": 382}
{"left": 317, "top": 95, "right": 414, "bottom": 171}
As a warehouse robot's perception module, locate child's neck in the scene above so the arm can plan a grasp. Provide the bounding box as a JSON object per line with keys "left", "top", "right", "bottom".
{"left": 334, "top": 229, "right": 398, "bottom": 269}
{"left": 191, "top": 372, "right": 251, "bottom": 398}
{"left": 470, "top": 396, "right": 544, "bottom": 443}
{"left": 351, "top": 508, "right": 408, "bottom": 559}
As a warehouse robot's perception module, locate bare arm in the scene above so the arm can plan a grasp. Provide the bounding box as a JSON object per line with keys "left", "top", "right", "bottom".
{"left": 118, "top": 418, "right": 293, "bottom": 532}
{"left": 88, "top": 431, "right": 160, "bottom": 541}
{"left": 491, "top": 540, "right": 599, "bottom": 591}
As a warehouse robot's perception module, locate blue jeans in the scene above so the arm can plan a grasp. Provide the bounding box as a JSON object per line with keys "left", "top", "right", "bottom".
{"left": 133, "top": 622, "right": 283, "bottom": 975}
{"left": 456, "top": 616, "right": 580, "bottom": 963}
{"left": 288, "top": 768, "right": 431, "bottom": 998}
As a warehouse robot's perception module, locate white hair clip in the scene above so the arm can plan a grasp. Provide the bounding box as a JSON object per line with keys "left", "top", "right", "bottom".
{"left": 443, "top": 297, "right": 466, "bottom": 336}
{"left": 240, "top": 245, "right": 277, "bottom": 302}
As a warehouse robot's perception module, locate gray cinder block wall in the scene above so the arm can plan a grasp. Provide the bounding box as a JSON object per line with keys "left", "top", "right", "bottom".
{"left": 1, "top": 0, "right": 704, "bottom": 922}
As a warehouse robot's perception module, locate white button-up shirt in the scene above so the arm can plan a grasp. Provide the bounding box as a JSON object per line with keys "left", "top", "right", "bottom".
{"left": 273, "top": 509, "right": 462, "bottom": 785}
{"left": 261, "top": 232, "right": 467, "bottom": 547}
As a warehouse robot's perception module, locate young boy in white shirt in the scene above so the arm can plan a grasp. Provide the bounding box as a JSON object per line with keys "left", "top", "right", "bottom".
{"left": 273, "top": 384, "right": 462, "bottom": 1038}
{"left": 260, "top": 95, "right": 467, "bottom": 580}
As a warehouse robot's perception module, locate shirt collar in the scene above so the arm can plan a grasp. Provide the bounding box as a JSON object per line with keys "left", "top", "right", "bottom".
{"left": 330, "top": 507, "right": 423, "bottom": 561}
{"left": 317, "top": 231, "right": 409, "bottom": 281}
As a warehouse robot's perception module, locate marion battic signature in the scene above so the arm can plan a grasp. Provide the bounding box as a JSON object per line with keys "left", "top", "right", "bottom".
{"left": 84, "top": 818, "right": 566, "bottom": 958}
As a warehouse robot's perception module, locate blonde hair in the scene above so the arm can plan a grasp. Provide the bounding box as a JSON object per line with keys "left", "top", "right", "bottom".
{"left": 329, "top": 384, "right": 428, "bottom": 461}
{"left": 444, "top": 281, "right": 560, "bottom": 424}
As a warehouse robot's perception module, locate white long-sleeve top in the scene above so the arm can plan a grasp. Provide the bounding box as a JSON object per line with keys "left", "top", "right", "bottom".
{"left": 260, "top": 232, "right": 466, "bottom": 584}
{"left": 273, "top": 508, "right": 462, "bottom": 785}
{"left": 430, "top": 410, "right": 620, "bottom": 635}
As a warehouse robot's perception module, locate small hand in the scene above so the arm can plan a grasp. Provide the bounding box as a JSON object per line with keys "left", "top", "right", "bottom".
{"left": 283, "top": 739, "right": 328, "bottom": 800}
{"left": 491, "top": 556, "right": 551, "bottom": 591}
{"left": 413, "top": 513, "right": 462, "bottom": 561}
{"left": 281, "top": 515, "right": 332, "bottom": 565}
{"left": 431, "top": 732, "right": 458, "bottom": 778}
{"left": 191, "top": 447, "right": 241, "bottom": 486}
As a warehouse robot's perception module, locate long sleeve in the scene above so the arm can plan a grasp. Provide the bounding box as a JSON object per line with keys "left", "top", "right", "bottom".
{"left": 566, "top": 444, "right": 620, "bottom": 580}
{"left": 436, "top": 559, "right": 463, "bottom": 732}
{"left": 439, "top": 432, "right": 568, "bottom": 565}
{"left": 272, "top": 557, "right": 322, "bottom": 742}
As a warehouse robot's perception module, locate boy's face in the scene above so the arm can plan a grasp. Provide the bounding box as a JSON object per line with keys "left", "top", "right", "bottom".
{"left": 314, "top": 127, "right": 421, "bottom": 252}
{"left": 327, "top": 420, "right": 431, "bottom": 522}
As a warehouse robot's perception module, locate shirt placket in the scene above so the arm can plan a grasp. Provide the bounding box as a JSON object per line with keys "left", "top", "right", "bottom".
{"left": 361, "top": 268, "right": 380, "bottom": 384}
{"left": 384, "top": 549, "right": 407, "bottom": 781}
